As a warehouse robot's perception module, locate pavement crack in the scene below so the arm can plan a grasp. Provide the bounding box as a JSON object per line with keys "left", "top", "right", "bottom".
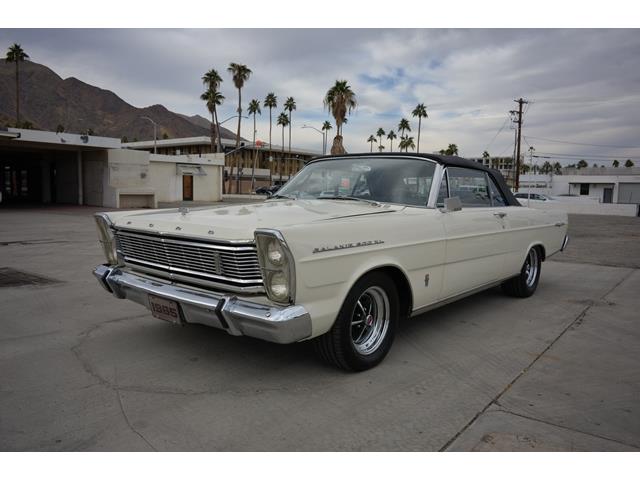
{"left": 114, "top": 368, "right": 157, "bottom": 451}
{"left": 438, "top": 268, "right": 637, "bottom": 452}
{"left": 493, "top": 408, "right": 639, "bottom": 450}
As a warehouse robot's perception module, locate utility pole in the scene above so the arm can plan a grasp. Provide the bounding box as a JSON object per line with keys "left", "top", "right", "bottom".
{"left": 513, "top": 98, "right": 528, "bottom": 191}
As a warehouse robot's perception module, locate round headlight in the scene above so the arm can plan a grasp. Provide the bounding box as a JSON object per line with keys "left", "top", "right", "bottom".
{"left": 269, "top": 271, "right": 289, "bottom": 301}
{"left": 267, "top": 239, "right": 285, "bottom": 266}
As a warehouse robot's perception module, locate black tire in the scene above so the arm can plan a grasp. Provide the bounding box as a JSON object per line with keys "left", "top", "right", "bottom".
{"left": 313, "top": 272, "right": 399, "bottom": 371}
{"left": 501, "top": 246, "right": 542, "bottom": 298}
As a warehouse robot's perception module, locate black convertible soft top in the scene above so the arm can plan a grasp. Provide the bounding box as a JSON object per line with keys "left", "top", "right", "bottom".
{"left": 307, "top": 152, "right": 520, "bottom": 207}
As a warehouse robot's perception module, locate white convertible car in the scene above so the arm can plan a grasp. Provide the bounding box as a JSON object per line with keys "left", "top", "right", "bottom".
{"left": 93, "top": 154, "right": 569, "bottom": 371}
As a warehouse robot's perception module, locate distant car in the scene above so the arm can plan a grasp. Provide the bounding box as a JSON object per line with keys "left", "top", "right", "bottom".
{"left": 255, "top": 185, "right": 281, "bottom": 196}
{"left": 514, "top": 192, "right": 556, "bottom": 205}
{"left": 93, "top": 153, "right": 569, "bottom": 371}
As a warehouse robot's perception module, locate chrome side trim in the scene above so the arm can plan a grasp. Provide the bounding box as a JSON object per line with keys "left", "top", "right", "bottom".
{"left": 93, "top": 265, "right": 311, "bottom": 344}
{"left": 410, "top": 279, "right": 507, "bottom": 317}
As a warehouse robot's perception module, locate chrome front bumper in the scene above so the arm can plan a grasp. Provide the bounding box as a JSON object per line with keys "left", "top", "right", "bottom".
{"left": 93, "top": 265, "right": 312, "bottom": 344}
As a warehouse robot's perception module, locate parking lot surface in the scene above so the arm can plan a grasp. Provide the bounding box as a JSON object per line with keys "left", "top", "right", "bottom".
{"left": 1, "top": 207, "right": 639, "bottom": 451}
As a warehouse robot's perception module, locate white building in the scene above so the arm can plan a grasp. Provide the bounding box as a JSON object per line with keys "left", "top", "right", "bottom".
{"left": 520, "top": 167, "right": 640, "bottom": 205}
{"left": 1, "top": 128, "right": 224, "bottom": 208}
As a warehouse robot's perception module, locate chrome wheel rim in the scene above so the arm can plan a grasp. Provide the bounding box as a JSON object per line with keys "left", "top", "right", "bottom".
{"left": 524, "top": 248, "right": 539, "bottom": 288}
{"left": 350, "top": 286, "right": 390, "bottom": 355}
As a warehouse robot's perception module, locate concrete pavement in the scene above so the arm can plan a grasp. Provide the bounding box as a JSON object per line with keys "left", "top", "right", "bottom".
{"left": 0, "top": 207, "right": 638, "bottom": 451}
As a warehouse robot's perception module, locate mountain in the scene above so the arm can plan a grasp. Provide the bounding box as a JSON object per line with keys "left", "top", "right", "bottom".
{"left": 0, "top": 60, "right": 237, "bottom": 141}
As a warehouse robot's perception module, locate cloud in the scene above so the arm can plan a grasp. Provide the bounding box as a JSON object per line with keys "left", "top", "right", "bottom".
{"left": 1, "top": 28, "right": 639, "bottom": 162}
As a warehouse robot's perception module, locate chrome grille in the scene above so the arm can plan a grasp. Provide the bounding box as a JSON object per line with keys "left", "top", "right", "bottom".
{"left": 115, "top": 230, "right": 262, "bottom": 291}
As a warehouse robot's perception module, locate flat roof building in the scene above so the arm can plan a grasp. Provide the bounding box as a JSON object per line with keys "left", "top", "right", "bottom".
{"left": 124, "top": 136, "right": 321, "bottom": 194}
{"left": 0, "top": 128, "right": 224, "bottom": 208}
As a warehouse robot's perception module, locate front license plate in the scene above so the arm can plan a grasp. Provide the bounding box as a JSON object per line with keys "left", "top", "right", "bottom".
{"left": 148, "top": 294, "right": 182, "bottom": 324}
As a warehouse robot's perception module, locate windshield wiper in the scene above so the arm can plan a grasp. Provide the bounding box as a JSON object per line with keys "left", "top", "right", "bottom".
{"left": 316, "top": 195, "right": 381, "bottom": 206}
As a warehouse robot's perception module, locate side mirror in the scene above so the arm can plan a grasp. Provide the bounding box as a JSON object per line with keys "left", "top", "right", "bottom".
{"left": 443, "top": 196, "right": 462, "bottom": 212}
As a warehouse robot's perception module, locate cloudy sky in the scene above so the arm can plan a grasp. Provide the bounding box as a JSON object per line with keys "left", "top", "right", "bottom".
{"left": 3, "top": 29, "right": 640, "bottom": 164}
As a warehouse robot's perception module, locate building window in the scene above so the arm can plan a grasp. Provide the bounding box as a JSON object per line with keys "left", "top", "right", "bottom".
{"left": 580, "top": 183, "right": 590, "bottom": 195}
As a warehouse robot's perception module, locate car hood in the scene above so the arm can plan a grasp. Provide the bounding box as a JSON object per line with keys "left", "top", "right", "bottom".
{"left": 110, "top": 199, "right": 403, "bottom": 241}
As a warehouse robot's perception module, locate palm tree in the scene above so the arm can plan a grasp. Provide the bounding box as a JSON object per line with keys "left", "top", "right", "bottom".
{"left": 277, "top": 112, "right": 289, "bottom": 182}
{"left": 387, "top": 130, "right": 397, "bottom": 152}
{"left": 404, "top": 136, "right": 416, "bottom": 152}
{"left": 55, "top": 124, "right": 65, "bottom": 134}
{"left": 321, "top": 121, "right": 332, "bottom": 154}
{"left": 411, "top": 103, "right": 428, "bottom": 153}
{"left": 612, "top": 159, "right": 620, "bottom": 167}
{"left": 376, "top": 128, "right": 385, "bottom": 151}
{"left": 625, "top": 159, "right": 634, "bottom": 167}
{"left": 263, "top": 93, "right": 278, "bottom": 163}
{"left": 378, "top": 145, "right": 385, "bottom": 152}
{"left": 398, "top": 118, "right": 411, "bottom": 139}
{"left": 324, "top": 80, "right": 357, "bottom": 154}
{"left": 284, "top": 97, "right": 296, "bottom": 154}
{"left": 200, "top": 87, "right": 225, "bottom": 152}
{"left": 445, "top": 144, "right": 458, "bottom": 156}
{"left": 541, "top": 161, "right": 553, "bottom": 174}
{"left": 482, "top": 150, "right": 490, "bottom": 166}
{"left": 367, "top": 135, "right": 377, "bottom": 153}
{"left": 5, "top": 44, "right": 29, "bottom": 125}
{"left": 201, "top": 69, "right": 224, "bottom": 153}
{"left": 577, "top": 159, "right": 588, "bottom": 169}
{"left": 227, "top": 63, "right": 252, "bottom": 148}
{"left": 248, "top": 99, "right": 261, "bottom": 192}
{"left": 553, "top": 162, "right": 563, "bottom": 175}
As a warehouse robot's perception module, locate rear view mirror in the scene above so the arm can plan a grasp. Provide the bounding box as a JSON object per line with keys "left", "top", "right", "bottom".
{"left": 443, "top": 196, "right": 462, "bottom": 212}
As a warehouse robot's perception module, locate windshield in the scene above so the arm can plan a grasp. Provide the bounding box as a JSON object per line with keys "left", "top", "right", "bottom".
{"left": 275, "top": 157, "right": 436, "bottom": 207}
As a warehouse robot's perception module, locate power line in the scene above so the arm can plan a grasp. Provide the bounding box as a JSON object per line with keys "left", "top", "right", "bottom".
{"left": 484, "top": 115, "right": 510, "bottom": 152}
{"left": 534, "top": 152, "right": 640, "bottom": 161}
{"left": 524, "top": 135, "right": 640, "bottom": 149}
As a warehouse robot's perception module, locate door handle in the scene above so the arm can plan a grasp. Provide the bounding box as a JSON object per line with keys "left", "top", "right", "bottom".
{"left": 493, "top": 212, "right": 507, "bottom": 218}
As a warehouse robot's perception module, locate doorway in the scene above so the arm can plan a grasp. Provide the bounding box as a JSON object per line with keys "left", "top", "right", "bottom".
{"left": 182, "top": 175, "right": 193, "bottom": 201}
{"left": 603, "top": 187, "right": 613, "bottom": 204}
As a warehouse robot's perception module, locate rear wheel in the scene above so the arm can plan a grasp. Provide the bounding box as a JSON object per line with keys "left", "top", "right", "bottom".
{"left": 501, "top": 246, "right": 542, "bottom": 298}
{"left": 313, "top": 272, "right": 399, "bottom": 371}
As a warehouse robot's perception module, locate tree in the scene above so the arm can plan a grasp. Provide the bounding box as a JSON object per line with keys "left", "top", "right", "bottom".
{"left": 55, "top": 124, "right": 65, "bottom": 134}
{"left": 248, "top": 99, "right": 262, "bottom": 191}
{"left": 612, "top": 159, "right": 620, "bottom": 167}
{"left": 376, "top": 128, "right": 385, "bottom": 151}
{"left": 324, "top": 80, "right": 357, "bottom": 154}
{"left": 201, "top": 69, "right": 224, "bottom": 153}
{"left": 227, "top": 63, "right": 252, "bottom": 148}
{"left": 162, "top": 132, "right": 169, "bottom": 140}
{"left": 398, "top": 118, "right": 411, "bottom": 139}
{"left": 625, "top": 159, "right": 634, "bottom": 168}
{"left": 367, "top": 134, "right": 377, "bottom": 153}
{"left": 441, "top": 144, "right": 458, "bottom": 156}
{"left": 5, "top": 43, "right": 29, "bottom": 124}
{"left": 284, "top": 97, "right": 296, "bottom": 155}
{"left": 378, "top": 145, "right": 385, "bottom": 152}
{"left": 321, "top": 121, "right": 332, "bottom": 154}
{"left": 577, "top": 159, "right": 588, "bottom": 169}
{"left": 553, "top": 162, "right": 563, "bottom": 175}
{"left": 404, "top": 136, "right": 416, "bottom": 152}
{"left": 121, "top": 136, "right": 128, "bottom": 143}
{"left": 277, "top": 112, "right": 289, "bottom": 181}
{"left": 521, "top": 163, "right": 531, "bottom": 174}
{"left": 541, "top": 161, "right": 553, "bottom": 174}
{"left": 263, "top": 94, "right": 277, "bottom": 178}
{"left": 200, "top": 86, "right": 225, "bottom": 150}
{"left": 387, "top": 130, "right": 397, "bottom": 152}
{"left": 482, "top": 150, "right": 490, "bottom": 166}
{"left": 411, "top": 103, "right": 428, "bottom": 153}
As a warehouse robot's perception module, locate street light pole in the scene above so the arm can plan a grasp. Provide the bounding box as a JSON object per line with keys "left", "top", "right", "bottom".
{"left": 302, "top": 125, "right": 325, "bottom": 155}
{"left": 140, "top": 116, "right": 157, "bottom": 154}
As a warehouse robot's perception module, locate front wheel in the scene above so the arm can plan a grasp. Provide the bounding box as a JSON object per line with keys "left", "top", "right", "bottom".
{"left": 501, "top": 246, "right": 542, "bottom": 298}
{"left": 313, "top": 272, "right": 399, "bottom": 371}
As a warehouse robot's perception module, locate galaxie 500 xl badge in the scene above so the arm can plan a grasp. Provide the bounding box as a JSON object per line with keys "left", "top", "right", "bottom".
{"left": 312, "top": 240, "right": 384, "bottom": 254}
